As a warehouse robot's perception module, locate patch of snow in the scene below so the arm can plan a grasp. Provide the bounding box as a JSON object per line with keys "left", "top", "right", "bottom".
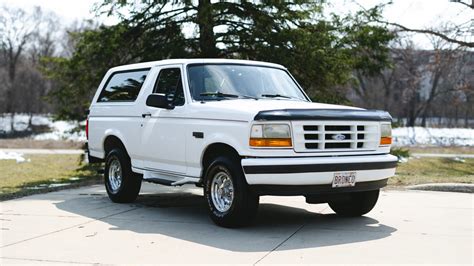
{"left": 33, "top": 120, "right": 86, "bottom": 142}
{"left": 0, "top": 151, "right": 29, "bottom": 163}
{"left": 0, "top": 114, "right": 53, "bottom": 132}
{"left": 393, "top": 127, "right": 474, "bottom": 146}
{"left": 0, "top": 114, "right": 86, "bottom": 142}
{"left": 397, "top": 157, "right": 409, "bottom": 163}
{"left": 47, "top": 183, "right": 71, "bottom": 188}
{"left": 25, "top": 183, "right": 71, "bottom": 190}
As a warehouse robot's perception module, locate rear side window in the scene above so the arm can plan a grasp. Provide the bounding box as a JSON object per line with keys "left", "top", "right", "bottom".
{"left": 97, "top": 69, "right": 150, "bottom": 102}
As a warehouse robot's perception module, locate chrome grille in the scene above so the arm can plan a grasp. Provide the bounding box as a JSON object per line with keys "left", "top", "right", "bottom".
{"left": 292, "top": 121, "right": 379, "bottom": 153}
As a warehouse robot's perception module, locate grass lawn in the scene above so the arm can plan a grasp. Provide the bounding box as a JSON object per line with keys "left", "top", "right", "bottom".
{"left": 390, "top": 157, "right": 474, "bottom": 186}
{"left": 0, "top": 154, "right": 101, "bottom": 200}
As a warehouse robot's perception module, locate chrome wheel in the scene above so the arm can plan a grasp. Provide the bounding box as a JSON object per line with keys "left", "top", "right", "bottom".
{"left": 108, "top": 158, "right": 122, "bottom": 193}
{"left": 211, "top": 171, "right": 234, "bottom": 212}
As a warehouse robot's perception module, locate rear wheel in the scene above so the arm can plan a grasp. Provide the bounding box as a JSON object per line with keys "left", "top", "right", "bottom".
{"left": 328, "top": 189, "right": 379, "bottom": 217}
{"left": 204, "top": 156, "right": 259, "bottom": 227}
{"left": 104, "top": 148, "right": 142, "bottom": 203}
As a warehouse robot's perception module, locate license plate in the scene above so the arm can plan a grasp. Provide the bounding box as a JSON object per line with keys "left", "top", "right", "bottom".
{"left": 332, "top": 172, "right": 356, "bottom": 188}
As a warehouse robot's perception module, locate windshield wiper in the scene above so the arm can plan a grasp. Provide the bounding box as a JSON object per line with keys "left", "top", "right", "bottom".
{"left": 200, "top": 91, "right": 258, "bottom": 100}
{"left": 200, "top": 91, "right": 239, "bottom": 98}
{"left": 261, "top": 94, "right": 294, "bottom": 99}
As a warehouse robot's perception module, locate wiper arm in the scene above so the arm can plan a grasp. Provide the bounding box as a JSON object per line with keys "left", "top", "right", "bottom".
{"left": 261, "top": 94, "right": 293, "bottom": 99}
{"left": 200, "top": 91, "right": 239, "bottom": 98}
{"left": 200, "top": 91, "right": 258, "bottom": 100}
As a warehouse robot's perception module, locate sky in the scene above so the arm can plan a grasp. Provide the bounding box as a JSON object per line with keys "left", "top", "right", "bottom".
{"left": 0, "top": 0, "right": 472, "bottom": 48}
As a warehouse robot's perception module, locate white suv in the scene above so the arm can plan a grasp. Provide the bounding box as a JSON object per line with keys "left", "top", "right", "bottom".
{"left": 87, "top": 59, "right": 397, "bottom": 227}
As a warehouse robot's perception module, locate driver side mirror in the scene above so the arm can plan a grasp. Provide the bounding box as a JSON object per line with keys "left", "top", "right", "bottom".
{"left": 146, "top": 93, "right": 175, "bottom": 110}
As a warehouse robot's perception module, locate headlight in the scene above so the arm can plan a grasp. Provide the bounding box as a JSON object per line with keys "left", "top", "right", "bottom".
{"left": 380, "top": 124, "right": 392, "bottom": 145}
{"left": 250, "top": 124, "right": 292, "bottom": 147}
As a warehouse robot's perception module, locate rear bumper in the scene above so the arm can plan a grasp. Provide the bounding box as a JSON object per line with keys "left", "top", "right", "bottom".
{"left": 241, "top": 154, "right": 397, "bottom": 193}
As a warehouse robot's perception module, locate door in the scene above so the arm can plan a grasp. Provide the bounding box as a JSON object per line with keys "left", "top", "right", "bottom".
{"left": 140, "top": 65, "right": 187, "bottom": 174}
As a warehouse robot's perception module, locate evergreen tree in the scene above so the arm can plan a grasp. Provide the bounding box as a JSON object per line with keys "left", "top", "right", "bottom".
{"left": 45, "top": 0, "right": 393, "bottom": 120}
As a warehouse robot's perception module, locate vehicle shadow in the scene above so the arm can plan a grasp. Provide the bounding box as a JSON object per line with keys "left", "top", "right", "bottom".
{"left": 54, "top": 186, "right": 397, "bottom": 252}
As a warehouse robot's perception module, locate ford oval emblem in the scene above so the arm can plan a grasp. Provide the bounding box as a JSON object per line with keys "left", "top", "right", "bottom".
{"left": 332, "top": 134, "right": 346, "bottom": 140}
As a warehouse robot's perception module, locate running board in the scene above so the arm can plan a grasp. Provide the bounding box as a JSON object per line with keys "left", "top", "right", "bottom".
{"left": 144, "top": 177, "right": 200, "bottom": 186}
{"left": 142, "top": 169, "right": 200, "bottom": 186}
{"left": 171, "top": 177, "right": 199, "bottom": 186}
{"left": 144, "top": 178, "right": 174, "bottom": 186}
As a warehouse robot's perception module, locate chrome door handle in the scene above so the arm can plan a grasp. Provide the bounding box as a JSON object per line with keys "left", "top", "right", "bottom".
{"left": 141, "top": 112, "right": 151, "bottom": 118}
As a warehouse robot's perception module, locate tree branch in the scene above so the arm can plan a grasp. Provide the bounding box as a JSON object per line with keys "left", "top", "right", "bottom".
{"left": 453, "top": 0, "right": 474, "bottom": 9}
{"left": 380, "top": 21, "right": 474, "bottom": 48}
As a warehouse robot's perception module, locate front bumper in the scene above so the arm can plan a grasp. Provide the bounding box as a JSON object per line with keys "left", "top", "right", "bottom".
{"left": 241, "top": 154, "right": 397, "bottom": 194}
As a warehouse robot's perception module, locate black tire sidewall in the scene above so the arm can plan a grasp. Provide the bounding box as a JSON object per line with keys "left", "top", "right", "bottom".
{"left": 104, "top": 148, "right": 141, "bottom": 203}
{"left": 204, "top": 156, "right": 258, "bottom": 227}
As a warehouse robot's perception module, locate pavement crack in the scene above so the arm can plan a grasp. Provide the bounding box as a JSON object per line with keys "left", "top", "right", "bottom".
{"left": 253, "top": 207, "right": 328, "bottom": 265}
{"left": 253, "top": 223, "right": 306, "bottom": 265}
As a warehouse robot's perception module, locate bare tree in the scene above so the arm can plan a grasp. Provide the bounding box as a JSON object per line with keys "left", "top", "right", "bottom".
{"left": 0, "top": 6, "right": 40, "bottom": 131}
{"left": 378, "top": 1, "right": 474, "bottom": 48}
{"left": 349, "top": 33, "right": 472, "bottom": 127}
{"left": 30, "top": 7, "right": 60, "bottom": 63}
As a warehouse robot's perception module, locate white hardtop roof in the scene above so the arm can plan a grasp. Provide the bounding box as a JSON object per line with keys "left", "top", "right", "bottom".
{"left": 109, "top": 58, "right": 286, "bottom": 72}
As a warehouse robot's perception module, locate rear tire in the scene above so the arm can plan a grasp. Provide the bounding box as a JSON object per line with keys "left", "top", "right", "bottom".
{"left": 204, "top": 156, "right": 259, "bottom": 228}
{"left": 328, "top": 189, "right": 379, "bottom": 217}
{"left": 104, "top": 148, "right": 142, "bottom": 203}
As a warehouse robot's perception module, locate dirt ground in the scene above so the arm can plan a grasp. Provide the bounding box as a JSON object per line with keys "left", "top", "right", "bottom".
{"left": 0, "top": 138, "right": 84, "bottom": 149}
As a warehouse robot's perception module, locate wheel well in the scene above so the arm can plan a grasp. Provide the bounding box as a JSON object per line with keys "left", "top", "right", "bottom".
{"left": 202, "top": 143, "right": 240, "bottom": 172}
{"left": 103, "top": 135, "right": 127, "bottom": 156}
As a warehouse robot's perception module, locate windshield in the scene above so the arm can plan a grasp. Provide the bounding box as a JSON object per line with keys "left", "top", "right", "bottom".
{"left": 187, "top": 64, "right": 309, "bottom": 101}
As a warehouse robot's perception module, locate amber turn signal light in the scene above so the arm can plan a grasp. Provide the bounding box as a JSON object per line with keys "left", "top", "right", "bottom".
{"left": 380, "top": 137, "right": 392, "bottom": 145}
{"left": 249, "top": 138, "right": 292, "bottom": 147}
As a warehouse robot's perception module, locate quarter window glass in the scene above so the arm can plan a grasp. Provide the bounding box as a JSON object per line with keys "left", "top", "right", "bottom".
{"left": 153, "top": 68, "right": 185, "bottom": 106}
{"left": 98, "top": 69, "right": 149, "bottom": 102}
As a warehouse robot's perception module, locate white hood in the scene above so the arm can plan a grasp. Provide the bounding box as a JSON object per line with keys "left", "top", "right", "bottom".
{"left": 188, "top": 99, "right": 362, "bottom": 122}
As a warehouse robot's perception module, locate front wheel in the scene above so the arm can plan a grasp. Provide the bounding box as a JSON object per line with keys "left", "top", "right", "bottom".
{"left": 204, "top": 156, "right": 259, "bottom": 228}
{"left": 328, "top": 189, "right": 380, "bottom": 217}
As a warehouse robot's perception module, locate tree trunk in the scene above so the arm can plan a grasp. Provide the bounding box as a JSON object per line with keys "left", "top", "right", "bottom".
{"left": 465, "top": 109, "right": 469, "bottom": 128}
{"left": 407, "top": 104, "right": 416, "bottom": 127}
{"left": 454, "top": 106, "right": 459, "bottom": 127}
{"left": 28, "top": 113, "right": 33, "bottom": 130}
{"left": 421, "top": 113, "right": 427, "bottom": 127}
{"left": 197, "top": 0, "right": 218, "bottom": 57}
{"left": 407, "top": 93, "right": 418, "bottom": 127}
{"left": 9, "top": 113, "right": 15, "bottom": 133}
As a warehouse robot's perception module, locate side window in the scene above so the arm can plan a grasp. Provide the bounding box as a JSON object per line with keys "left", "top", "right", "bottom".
{"left": 97, "top": 69, "right": 149, "bottom": 102}
{"left": 153, "top": 68, "right": 185, "bottom": 106}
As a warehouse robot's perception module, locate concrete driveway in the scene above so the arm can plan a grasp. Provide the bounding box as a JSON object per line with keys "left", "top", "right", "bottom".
{"left": 1, "top": 183, "right": 472, "bottom": 265}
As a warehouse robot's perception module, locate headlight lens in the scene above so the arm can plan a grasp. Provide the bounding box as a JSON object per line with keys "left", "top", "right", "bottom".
{"left": 380, "top": 124, "right": 392, "bottom": 145}
{"left": 250, "top": 124, "right": 292, "bottom": 147}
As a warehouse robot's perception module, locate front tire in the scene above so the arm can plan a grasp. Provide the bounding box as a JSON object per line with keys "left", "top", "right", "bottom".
{"left": 104, "top": 148, "right": 142, "bottom": 203}
{"left": 204, "top": 156, "right": 259, "bottom": 228}
{"left": 328, "top": 189, "right": 380, "bottom": 217}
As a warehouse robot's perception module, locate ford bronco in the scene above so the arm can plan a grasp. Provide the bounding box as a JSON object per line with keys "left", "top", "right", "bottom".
{"left": 87, "top": 59, "right": 397, "bottom": 227}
